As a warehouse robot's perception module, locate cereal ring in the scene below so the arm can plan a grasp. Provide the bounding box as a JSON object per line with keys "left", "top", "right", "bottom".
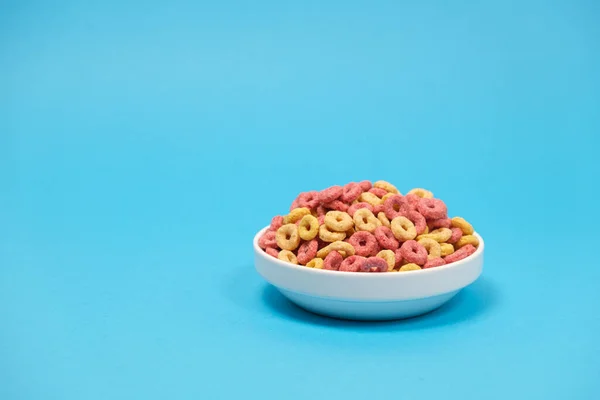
{"left": 258, "top": 230, "right": 277, "bottom": 249}
{"left": 353, "top": 208, "right": 381, "bottom": 233}
{"left": 444, "top": 244, "right": 477, "bottom": 264}
{"left": 447, "top": 227, "right": 463, "bottom": 244}
{"left": 417, "top": 237, "right": 442, "bottom": 259}
{"left": 374, "top": 180, "right": 400, "bottom": 194}
{"left": 316, "top": 241, "right": 356, "bottom": 259}
{"left": 316, "top": 205, "right": 327, "bottom": 217}
{"left": 345, "top": 226, "right": 356, "bottom": 236}
{"left": 373, "top": 204, "right": 384, "bottom": 215}
{"left": 289, "top": 198, "right": 300, "bottom": 212}
{"left": 297, "top": 191, "right": 320, "bottom": 209}
{"left": 297, "top": 239, "right": 318, "bottom": 265}
{"left": 358, "top": 192, "right": 383, "bottom": 206}
{"left": 404, "top": 194, "right": 421, "bottom": 210}
{"left": 360, "top": 257, "right": 388, "bottom": 273}
{"left": 417, "top": 228, "right": 452, "bottom": 243}
{"left": 407, "top": 188, "right": 433, "bottom": 199}
{"left": 381, "top": 193, "right": 395, "bottom": 202}
{"left": 374, "top": 226, "right": 400, "bottom": 250}
{"left": 455, "top": 235, "right": 480, "bottom": 249}
{"left": 423, "top": 257, "right": 445, "bottom": 269}
{"left": 390, "top": 216, "right": 417, "bottom": 241}
{"left": 359, "top": 180, "right": 372, "bottom": 191}
{"left": 341, "top": 182, "right": 362, "bottom": 203}
{"left": 451, "top": 217, "right": 474, "bottom": 235}
{"left": 347, "top": 202, "right": 374, "bottom": 217}
{"left": 265, "top": 247, "right": 279, "bottom": 258}
{"left": 394, "top": 248, "right": 403, "bottom": 268}
{"left": 306, "top": 257, "right": 324, "bottom": 269}
{"left": 405, "top": 211, "right": 427, "bottom": 235}
{"left": 383, "top": 194, "right": 406, "bottom": 219}
{"left": 270, "top": 215, "right": 284, "bottom": 231}
{"left": 440, "top": 243, "right": 455, "bottom": 257}
{"left": 324, "top": 200, "right": 349, "bottom": 212}
{"left": 422, "top": 225, "right": 430, "bottom": 234}
{"left": 418, "top": 198, "right": 448, "bottom": 220}
{"left": 284, "top": 208, "right": 311, "bottom": 224}
{"left": 323, "top": 250, "right": 343, "bottom": 270}
{"left": 399, "top": 263, "right": 421, "bottom": 271}
{"left": 376, "top": 249, "right": 396, "bottom": 271}
{"left": 368, "top": 187, "right": 388, "bottom": 198}
{"left": 317, "top": 215, "right": 325, "bottom": 225}
{"left": 278, "top": 250, "right": 298, "bottom": 264}
{"left": 324, "top": 211, "right": 353, "bottom": 232}
{"left": 298, "top": 215, "right": 320, "bottom": 240}
{"left": 377, "top": 212, "right": 391, "bottom": 228}
{"left": 339, "top": 255, "right": 366, "bottom": 272}
{"left": 400, "top": 240, "right": 428, "bottom": 265}
{"left": 348, "top": 231, "right": 379, "bottom": 257}
{"left": 276, "top": 224, "right": 301, "bottom": 250}
{"left": 319, "top": 224, "right": 346, "bottom": 242}
{"left": 427, "top": 218, "right": 451, "bottom": 230}
{"left": 319, "top": 186, "right": 343, "bottom": 204}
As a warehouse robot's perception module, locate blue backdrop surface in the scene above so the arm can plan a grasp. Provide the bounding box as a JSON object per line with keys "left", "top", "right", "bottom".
{"left": 1, "top": 1, "right": 599, "bottom": 399}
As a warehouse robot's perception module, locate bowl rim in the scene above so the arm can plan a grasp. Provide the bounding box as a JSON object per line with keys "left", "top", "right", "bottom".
{"left": 254, "top": 226, "right": 484, "bottom": 277}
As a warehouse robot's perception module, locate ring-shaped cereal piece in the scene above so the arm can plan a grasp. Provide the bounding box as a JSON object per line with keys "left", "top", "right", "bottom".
{"left": 296, "top": 239, "right": 318, "bottom": 265}
{"left": 444, "top": 244, "right": 476, "bottom": 264}
{"left": 348, "top": 231, "right": 379, "bottom": 257}
{"left": 324, "top": 200, "right": 349, "bottom": 212}
{"left": 289, "top": 199, "right": 300, "bottom": 212}
{"left": 360, "top": 257, "right": 388, "bottom": 273}
{"left": 324, "top": 211, "right": 353, "bottom": 232}
{"left": 376, "top": 249, "right": 396, "bottom": 271}
{"left": 383, "top": 194, "right": 406, "bottom": 220}
{"left": 359, "top": 180, "right": 372, "bottom": 191}
{"left": 403, "top": 194, "right": 421, "bottom": 211}
{"left": 440, "top": 243, "right": 455, "bottom": 257}
{"left": 339, "top": 255, "right": 366, "bottom": 272}
{"left": 405, "top": 211, "right": 427, "bottom": 235}
{"left": 306, "top": 257, "right": 324, "bottom": 269}
{"left": 407, "top": 188, "right": 434, "bottom": 199}
{"left": 316, "top": 241, "right": 356, "bottom": 259}
{"left": 258, "top": 230, "right": 277, "bottom": 249}
{"left": 319, "top": 185, "right": 343, "bottom": 204}
{"left": 284, "top": 207, "right": 311, "bottom": 224}
{"left": 353, "top": 208, "right": 381, "bottom": 233}
{"left": 381, "top": 193, "right": 395, "bottom": 202}
{"left": 297, "top": 191, "right": 320, "bottom": 209}
{"left": 319, "top": 224, "right": 346, "bottom": 242}
{"left": 455, "top": 234, "right": 479, "bottom": 249}
{"left": 341, "top": 182, "right": 362, "bottom": 203}
{"left": 399, "top": 263, "right": 421, "bottom": 272}
{"left": 417, "top": 237, "right": 442, "bottom": 259}
{"left": 377, "top": 212, "right": 391, "bottom": 228}
{"left": 423, "top": 257, "right": 445, "bottom": 269}
{"left": 390, "top": 216, "right": 417, "bottom": 242}
{"left": 447, "top": 227, "right": 463, "bottom": 244}
{"left": 368, "top": 187, "right": 388, "bottom": 198}
{"left": 270, "top": 215, "right": 284, "bottom": 231}
{"left": 278, "top": 250, "right": 298, "bottom": 264}
{"left": 427, "top": 218, "right": 451, "bottom": 230}
{"left": 374, "top": 226, "right": 400, "bottom": 250}
{"left": 358, "top": 192, "right": 383, "bottom": 206}
{"left": 422, "top": 225, "right": 430, "bottom": 235}
{"left": 374, "top": 180, "right": 400, "bottom": 194}
{"left": 323, "top": 250, "right": 343, "bottom": 270}
{"left": 394, "top": 248, "right": 403, "bottom": 268}
{"left": 265, "top": 247, "right": 279, "bottom": 258}
{"left": 345, "top": 226, "right": 356, "bottom": 237}
{"left": 451, "top": 217, "right": 474, "bottom": 235}
{"left": 417, "top": 228, "right": 453, "bottom": 243}
{"left": 400, "top": 240, "right": 428, "bottom": 265}
{"left": 276, "top": 224, "right": 301, "bottom": 251}
{"left": 417, "top": 198, "right": 448, "bottom": 220}
{"left": 298, "top": 215, "right": 319, "bottom": 240}
{"left": 347, "top": 202, "right": 374, "bottom": 217}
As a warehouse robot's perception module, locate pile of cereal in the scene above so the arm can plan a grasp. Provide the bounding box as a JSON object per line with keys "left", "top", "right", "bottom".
{"left": 258, "top": 181, "right": 479, "bottom": 272}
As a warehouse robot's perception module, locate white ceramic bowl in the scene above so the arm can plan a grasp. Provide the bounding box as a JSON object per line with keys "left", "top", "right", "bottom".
{"left": 253, "top": 227, "right": 484, "bottom": 320}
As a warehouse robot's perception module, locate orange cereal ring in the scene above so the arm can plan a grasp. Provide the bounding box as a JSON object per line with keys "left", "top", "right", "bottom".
{"left": 417, "top": 237, "right": 442, "bottom": 259}
{"left": 451, "top": 217, "right": 474, "bottom": 235}
{"left": 353, "top": 208, "right": 381, "bottom": 233}
{"left": 298, "top": 214, "right": 319, "bottom": 240}
{"left": 374, "top": 180, "right": 400, "bottom": 194}
{"left": 390, "top": 216, "right": 417, "bottom": 242}
{"left": 278, "top": 250, "right": 298, "bottom": 264}
{"left": 319, "top": 224, "right": 346, "bottom": 242}
{"left": 276, "top": 224, "right": 301, "bottom": 251}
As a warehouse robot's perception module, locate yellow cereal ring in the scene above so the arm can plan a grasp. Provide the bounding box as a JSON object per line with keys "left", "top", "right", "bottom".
{"left": 306, "top": 257, "right": 324, "bottom": 269}
{"left": 382, "top": 193, "right": 395, "bottom": 202}
{"left": 278, "top": 250, "right": 298, "bottom": 264}
{"left": 324, "top": 211, "right": 354, "bottom": 232}
{"left": 298, "top": 214, "right": 319, "bottom": 241}
{"left": 399, "top": 263, "right": 421, "bottom": 271}
{"left": 317, "top": 241, "right": 355, "bottom": 259}
{"left": 284, "top": 207, "right": 311, "bottom": 224}
{"left": 374, "top": 180, "right": 400, "bottom": 194}
{"left": 440, "top": 242, "right": 455, "bottom": 257}
{"left": 276, "top": 224, "right": 301, "bottom": 251}
{"left": 417, "top": 237, "right": 441, "bottom": 259}
{"left": 423, "top": 225, "right": 429, "bottom": 235}
{"left": 353, "top": 208, "right": 381, "bottom": 232}
{"left": 417, "top": 228, "right": 452, "bottom": 243}
{"left": 376, "top": 249, "right": 396, "bottom": 271}
{"left": 390, "top": 216, "right": 417, "bottom": 241}
{"left": 407, "top": 188, "right": 433, "bottom": 198}
{"left": 345, "top": 226, "right": 356, "bottom": 236}
{"left": 451, "top": 217, "right": 474, "bottom": 235}
{"left": 319, "top": 224, "right": 346, "bottom": 242}
{"left": 377, "top": 212, "right": 391, "bottom": 228}
{"left": 455, "top": 234, "right": 479, "bottom": 249}
{"left": 358, "top": 192, "right": 383, "bottom": 206}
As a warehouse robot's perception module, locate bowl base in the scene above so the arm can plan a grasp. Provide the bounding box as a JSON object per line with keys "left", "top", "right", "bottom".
{"left": 278, "top": 288, "right": 459, "bottom": 321}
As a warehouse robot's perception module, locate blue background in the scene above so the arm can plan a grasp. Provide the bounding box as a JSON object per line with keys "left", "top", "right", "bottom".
{"left": 1, "top": 1, "right": 599, "bottom": 399}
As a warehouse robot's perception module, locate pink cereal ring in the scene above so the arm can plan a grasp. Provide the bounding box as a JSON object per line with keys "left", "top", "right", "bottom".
{"left": 265, "top": 247, "right": 279, "bottom": 258}
{"left": 427, "top": 218, "right": 451, "bottom": 230}
{"left": 447, "top": 227, "right": 463, "bottom": 244}
{"left": 297, "top": 191, "right": 320, "bottom": 209}
{"left": 317, "top": 215, "right": 325, "bottom": 225}
{"left": 324, "top": 200, "right": 349, "bottom": 212}
{"left": 360, "top": 257, "right": 388, "bottom": 273}
{"left": 394, "top": 248, "right": 403, "bottom": 268}
{"left": 383, "top": 194, "right": 406, "bottom": 220}
{"left": 372, "top": 204, "right": 384, "bottom": 215}
{"left": 374, "top": 226, "right": 400, "bottom": 251}
{"left": 423, "top": 257, "right": 446, "bottom": 269}
{"left": 400, "top": 240, "right": 428, "bottom": 266}
{"left": 319, "top": 186, "right": 343, "bottom": 204}
{"left": 368, "top": 187, "right": 387, "bottom": 198}
{"left": 316, "top": 205, "right": 327, "bottom": 217}
{"left": 347, "top": 202, "right": 373, "bottom": 217}
{"left": 297, "top": 239, "right": 318, "bottom": 265}
{"left": 444, "top": 244, "right": 476, "bottom": 264}
{"left": 339, "top": 255, "right": 366, "bottom": 272}
{"left": 290, "top": 199, "right": 300, "bottom": 212}
{"left": 403, "top": 194, "right": 421, "bottom": 211}
{"left": 359, "top": 180, "right": 372, "bottom": 191}
{"left": 258, "top": 230, "right": 277, "bottom": 249}
{"left": 418, "top": 198, "right": 448, "bottom": 220}
{"left": 323, "top": 250, "right": 344, "bottom": 271}
{"left": 348, "top": 231, "right": 379, "bottom": 257}
{"left": 406, "top": 210, "right": 427, "bottom": 235}
{"left": 341, "top": 182, "right": 362, "bottom": 203}
{"left": 270, "top": 215, "right": 284, "bottom": 231}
